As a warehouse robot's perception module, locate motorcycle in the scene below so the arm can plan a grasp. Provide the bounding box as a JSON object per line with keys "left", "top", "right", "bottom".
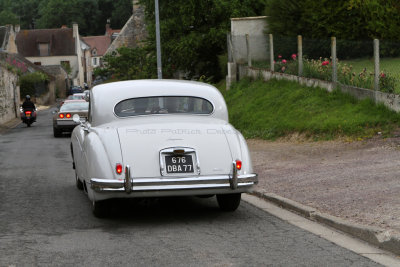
{"left": 20, "top": 107, "right": 37, "bottom": 127}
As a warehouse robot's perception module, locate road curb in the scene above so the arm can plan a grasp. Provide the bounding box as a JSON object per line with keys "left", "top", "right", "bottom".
{"left": 251, "top": 190, "right": 400, "bottom": 256}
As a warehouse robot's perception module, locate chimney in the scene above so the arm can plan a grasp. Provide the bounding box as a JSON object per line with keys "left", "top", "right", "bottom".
{"left": 14, "top": 25, "right": 20, "bottom": 33}
{"left": 133, "top": 0, "right": 138, "bottom": 13}
{"left": 72, "top": 23, "right": 79, "bottom": 39}
{"left": 105, "top": 19, "right": 111, "bottom": 35}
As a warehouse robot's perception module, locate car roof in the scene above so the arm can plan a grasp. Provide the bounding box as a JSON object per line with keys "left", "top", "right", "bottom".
{"left": 90, "top": 79, "right": 228, "bottom": 125}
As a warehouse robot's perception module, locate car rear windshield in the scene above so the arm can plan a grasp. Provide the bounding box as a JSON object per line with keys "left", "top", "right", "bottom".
{"left": 114, "top": 96, "right": 213, "bottom": 117}
{"left": 60, "top": 102, "right": 89, "bottom": 112}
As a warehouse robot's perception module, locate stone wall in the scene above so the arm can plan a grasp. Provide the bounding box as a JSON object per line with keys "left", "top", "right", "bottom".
{"left": 0, "top": 64, "right": 20, "bottom": 124}
{"left": 230, "top": 16, "right": 269, "bottom": 63}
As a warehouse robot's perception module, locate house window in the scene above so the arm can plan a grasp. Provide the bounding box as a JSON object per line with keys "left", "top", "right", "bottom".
{"left": 38, "top": 43, "right": 49, "bottom": 56}
{"left": 92, "top": 57, "right": 97, "bottom": 66}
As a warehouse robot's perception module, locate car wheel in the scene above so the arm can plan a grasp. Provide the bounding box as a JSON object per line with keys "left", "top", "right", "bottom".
{"left": 92, "top": 200, "right": 107, "bottom": 218}
{"left": 75, "top": 172, "right": 83, "bottom": 190}
{"left": 217, "top": 193, "right": 241, "bottom": 211}
{"left": 53, "top": 127, "right": 61, "bottom": 137}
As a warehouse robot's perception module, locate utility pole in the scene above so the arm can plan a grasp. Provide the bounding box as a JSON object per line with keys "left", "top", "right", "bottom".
{"left": 155, "top": 0, "right": 162, "bottom": 79}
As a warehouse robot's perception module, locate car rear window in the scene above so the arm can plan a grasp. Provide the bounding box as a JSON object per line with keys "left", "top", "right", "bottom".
{"left": 60, "top": 102, "right": 89, "bottom": 112}
{"left": 114, "top": 96, "right": 213, "bottom": 117}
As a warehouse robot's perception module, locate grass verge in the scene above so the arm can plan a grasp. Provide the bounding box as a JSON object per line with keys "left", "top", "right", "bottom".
{"left": 219, "top": 78, "right": 400, "bottom": 140}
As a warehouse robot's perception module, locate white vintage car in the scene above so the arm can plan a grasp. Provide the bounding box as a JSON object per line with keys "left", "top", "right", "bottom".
{"left": 71, "top": 80, "right": 257, "bottom": 217}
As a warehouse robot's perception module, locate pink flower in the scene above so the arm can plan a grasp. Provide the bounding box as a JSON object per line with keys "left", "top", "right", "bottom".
{"left": 273, "top": 60, "right": 276, "bottom": 64}
{"left": 380, "top": 73, "right": 386, "bottom": 78}
{"left": 282, "top": 59, "right": 287, "bottom": 64}
{"left": 291, "top": 54, "right": 297, "bottom": 60}
{"left": 322, "top": 61, "right": 329, "bottom": 66}
{"left": 278, "top": 54, "right": 282, "bottom": 59}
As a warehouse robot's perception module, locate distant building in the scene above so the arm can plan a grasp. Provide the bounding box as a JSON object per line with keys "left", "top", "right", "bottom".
{"left": 15, "top": 24, "right": 85, "bottom": 87}
{"left": 82, "top": 35, "right": 111, "bottom": 68}
{"left": 105, "top": 21, "right": 121, "bottom": 42}
{"left": 82, "top": 28, "right": 113, "bottom": 86}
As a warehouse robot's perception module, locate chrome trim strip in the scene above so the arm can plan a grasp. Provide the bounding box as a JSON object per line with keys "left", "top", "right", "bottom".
{"left": 90, "top": 173, "right": 257, "bottom": 193}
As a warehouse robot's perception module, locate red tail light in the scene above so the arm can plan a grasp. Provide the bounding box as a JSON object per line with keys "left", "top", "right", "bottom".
{"left": 25, "top": 111, "right": 32, "bottom": 115}
{"left": 66, "top": 113, "right": 71, "bottom": 118}
{"left": 116, "top": 163, "right": 123, "bottom": 175}
{"left": 236, "top": 160, "right": 242, "bottom": 170}
{"left": 59, "top": 113, "right": 65, "bottom": 119}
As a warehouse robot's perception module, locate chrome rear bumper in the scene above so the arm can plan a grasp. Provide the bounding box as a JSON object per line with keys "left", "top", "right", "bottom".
{"left": 90, "top": 164, "right": 258, "bottom": 193}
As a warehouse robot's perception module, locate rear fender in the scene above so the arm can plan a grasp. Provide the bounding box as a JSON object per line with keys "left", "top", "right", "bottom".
{"left": 222, "top": 124, "right": 253, "bottom": 174}
{"left": 84, "top": 129, "right": 123, "bottom": 182}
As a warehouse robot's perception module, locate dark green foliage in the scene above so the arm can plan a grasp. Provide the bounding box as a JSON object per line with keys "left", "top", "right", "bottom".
{"left": 19, "top": 72, "right": 49, "bottom": 99}
{"left": 0, "top": 10, "right": 19, "bottom": 25}
{"left": 100, "top": 46, "right": 157, "bottom": 80}
{"left": 265, "top": 0, "right": 400, "bottom": 58}
{"left": 0, "top": 0, "right": 132, "bottom": 35}
{"left": 140, "top": 0, "right": 265, "bottom": 81}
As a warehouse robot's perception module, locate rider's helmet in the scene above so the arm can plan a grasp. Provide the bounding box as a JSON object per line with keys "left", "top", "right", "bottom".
{"left": 26, "top": 95, "right": 31, "bottom": 100}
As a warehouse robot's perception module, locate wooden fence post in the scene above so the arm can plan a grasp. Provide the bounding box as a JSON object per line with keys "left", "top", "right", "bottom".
{"left": 298, "top": 35, "right": 303, "bottom": 76}
{"left": 269, "top": 34, "right": 274, "bottom": 71}
{"left": 331, "top": 37, "right": 337, "bottom": 84}
{"left": 246, "top": 34, "right": 252, "bottom": 67}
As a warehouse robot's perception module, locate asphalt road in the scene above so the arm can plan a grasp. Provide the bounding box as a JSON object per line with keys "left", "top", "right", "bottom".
{"left": 0, "top": 108, "right": 382, "bottom": 266}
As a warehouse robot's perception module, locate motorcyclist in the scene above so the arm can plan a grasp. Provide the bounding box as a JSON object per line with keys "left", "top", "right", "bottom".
{"left": 22, "top": 95, "right": 36, "bottom": 111}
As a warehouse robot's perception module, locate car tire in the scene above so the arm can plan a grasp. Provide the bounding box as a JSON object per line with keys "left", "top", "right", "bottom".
{"left": 75, "top": 172, "right": 83, "bottom": 190}
{"left": 53, "top": 127, "right": 61, "bottom": 137}
{"left": 217, "top": 193, "right": 241, "bottom": 212}
{"left": 92, "top": 200, "right": 107, "bottom": 218}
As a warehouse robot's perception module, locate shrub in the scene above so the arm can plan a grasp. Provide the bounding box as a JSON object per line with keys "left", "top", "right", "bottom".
{"left": 19, "top": 72, "right": 49, "bottom": 99}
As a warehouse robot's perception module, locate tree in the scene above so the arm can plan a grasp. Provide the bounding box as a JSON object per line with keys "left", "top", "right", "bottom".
{"left": 36, "top": 0, "right": 100, "bottom": 35}
{"left": 0, "top": 10, "right": 19, "bottom": 25}
{"left": 110, "top": 0, "right": 132, "bottom": 29}
{"left": 100, "top": 46, "right": 157, "bottom": 80}
{"left": 140, "top": 0, "right": 265, "bottom": 81}
{"left": 265, "top": 0, "right": 400, "bottom": 41}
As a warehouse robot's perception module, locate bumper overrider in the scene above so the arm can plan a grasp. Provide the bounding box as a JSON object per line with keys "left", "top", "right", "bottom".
{"left": 90, "top": 163, "right": 258, "bottom": 194}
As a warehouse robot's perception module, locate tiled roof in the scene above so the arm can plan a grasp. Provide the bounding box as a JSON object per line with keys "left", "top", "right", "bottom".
{"left": 81, "top": 35, "right": 111, "bottom": 56}
{"left": 0, "top": 51, "right": 55, "bottom": 79}
{"left": 16, "top": 28, "right": 76, "bottom": 57}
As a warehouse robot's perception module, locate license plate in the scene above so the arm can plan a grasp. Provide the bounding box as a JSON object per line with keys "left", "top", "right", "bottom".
{"left": 165, "top": 155, "right": 194, "bottom": 173}
{"left": 26, "top": 114, "right": 30, "bottom": 117}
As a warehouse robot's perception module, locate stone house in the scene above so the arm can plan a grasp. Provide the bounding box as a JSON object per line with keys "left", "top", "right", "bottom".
{"left": 16, "top": 24, "right": 85, "bottom": 87}
{"left": 0, "top": 24, "right": 19, "bottom": 53}
{"left": 105, "top": 0, "right": 147, "bottom": 55}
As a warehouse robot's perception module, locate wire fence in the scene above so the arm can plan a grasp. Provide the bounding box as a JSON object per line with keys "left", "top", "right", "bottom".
{"left": 228, "top": 34, "right": 400, "bottom": 95}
